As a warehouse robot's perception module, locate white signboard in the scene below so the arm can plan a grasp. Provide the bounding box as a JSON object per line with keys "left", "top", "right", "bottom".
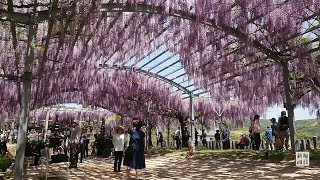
{"left": 296, "top": 152, "right": 309, "bottom": 167}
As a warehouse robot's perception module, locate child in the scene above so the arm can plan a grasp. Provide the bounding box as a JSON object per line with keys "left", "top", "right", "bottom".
{"left": 185, "top": 137, "right": 193, "bottom": 158}
{"left": 265, "top": 126, "right": 273, "bottom": 157}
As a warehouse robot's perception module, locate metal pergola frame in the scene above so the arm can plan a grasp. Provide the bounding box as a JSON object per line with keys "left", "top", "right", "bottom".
{"left": 5, "top": 2, "right": 318, "bottom": 177}
{"left": 100, "top": 63, "right": 191, "bottom": 94}
{"left": 100, "top": 47, "right": 210, "bottom": 153}
{"left": 100, "top": 50, "right": 209, "bottom": 99}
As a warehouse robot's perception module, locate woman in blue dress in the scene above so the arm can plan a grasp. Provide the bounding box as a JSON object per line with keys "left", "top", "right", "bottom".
{"left": 123, "top": 119, "right": 146, "bottom": 180}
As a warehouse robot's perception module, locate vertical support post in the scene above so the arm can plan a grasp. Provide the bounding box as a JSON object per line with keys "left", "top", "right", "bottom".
{"left": 15, "top": 12, "right": 37, "bottom": 179}
{"left": 219, "top": 115, "right": 223, "bottom": 150}
{"left": 44, "top": 111, "right": 50, "bottom": 141}
{"left": 189, "top": 93, "right": 195, "bottom": 152}
{"left": 79, "top": 111, "right": 83, "bottom": 129}
{"left": 167, "top": 121, "right": 170, "bottom": 149}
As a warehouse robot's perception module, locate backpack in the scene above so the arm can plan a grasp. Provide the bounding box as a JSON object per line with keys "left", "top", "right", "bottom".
{"left": 279, "top": 116, "right": 289, "bottom": 131}
{"left": 271, "top": 123, "right": 277, "bottom": 136}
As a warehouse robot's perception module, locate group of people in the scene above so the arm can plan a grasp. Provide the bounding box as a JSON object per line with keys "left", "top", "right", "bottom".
{"left": 214, "top": 125, "right": 231, "bottom": 150}
{"left": 112, "top": 119, "right": 146, "bottom": 180}
{"left": 173, "top": 126, "right": 191, "bottom": 149}
{"left": 170, "top": 111, "right": 290, "bottom": 153}
{"left": 268, "top": 111, "right": 290, "bottom": 151}
{"left": 248, "top": 111, "right": 290, "bottom": 154}
{"left": 172, "top": 124, "right": 231, "bottom": 150}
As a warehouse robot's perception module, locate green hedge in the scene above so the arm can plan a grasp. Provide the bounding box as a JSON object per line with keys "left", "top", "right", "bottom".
{"left": 0, "top": 155, "right": 11, "bottom": 172}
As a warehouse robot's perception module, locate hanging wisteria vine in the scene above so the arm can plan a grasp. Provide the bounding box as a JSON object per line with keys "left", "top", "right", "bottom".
{"left": 0, "top": 0, "right": 319, "bottom": 123}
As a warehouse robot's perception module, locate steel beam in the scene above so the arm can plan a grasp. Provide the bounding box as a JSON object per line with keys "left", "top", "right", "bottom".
{"left": 162, "top": 66, "right": 183, "bottom": 78}
{"left": 100, "top": 64, "right": 190, "bottom": 94}
{"left": 147, "top": 53, "right": 176, "bottom": 72}
{"left": 170, "top": 72, "right": 187, "bottom": 81}
{"left": 157, "top": 60, "right": 181, "bottom": 75}
{"left": 140, "top": 50, "right": 168, "bottom": 69}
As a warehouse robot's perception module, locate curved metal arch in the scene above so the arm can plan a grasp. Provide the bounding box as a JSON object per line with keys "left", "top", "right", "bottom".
{"left": 99, "top": 64, "right": 191, "bottom": 95}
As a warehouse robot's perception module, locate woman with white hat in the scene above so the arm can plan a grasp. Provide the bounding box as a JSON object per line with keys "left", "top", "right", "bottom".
{"left": 112, "top": 126, "right": 126, "bottom": 172}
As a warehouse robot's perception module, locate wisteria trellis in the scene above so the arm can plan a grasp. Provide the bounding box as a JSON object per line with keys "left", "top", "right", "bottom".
{"left": 0, "top": 0, "right": 319, "bottom": 112}
{"left": 0, "top": 0, "right": 320, "bottom": 177}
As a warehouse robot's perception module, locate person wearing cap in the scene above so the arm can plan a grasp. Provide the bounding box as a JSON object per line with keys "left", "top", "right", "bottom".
{"left": 277, "top": 111, "right": 289, "bottom": 151}
{"left": 112, "top": 126, "right": 126, "bottom": 172}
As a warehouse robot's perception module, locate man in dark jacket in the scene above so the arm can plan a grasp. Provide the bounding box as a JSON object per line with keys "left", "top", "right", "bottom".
{"left": 214, "top": 130, "right": 221, "bottom": 149}
{"left": 277, "top": 111, "right": 289, "bottom": 151}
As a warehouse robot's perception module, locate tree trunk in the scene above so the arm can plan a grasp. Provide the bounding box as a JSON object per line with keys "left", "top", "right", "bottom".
{"left": 148, "top": 125, "right": 153, "bottom": 147}
{"left": 120, "top": 115, "right": 124, "bottom": 126}
{"left": 178, "top": 115, "right": 187, "bottom": 148}
{"left": 15, "top": 22, "right": 37, "bottom": 179}
{"left": 282, "top": 61, "right": 297, "bottom": 154}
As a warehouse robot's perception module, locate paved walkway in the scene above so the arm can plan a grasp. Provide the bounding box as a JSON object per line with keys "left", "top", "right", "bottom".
{"left": 17, "top": 153, "right": 320, "bottom": 180}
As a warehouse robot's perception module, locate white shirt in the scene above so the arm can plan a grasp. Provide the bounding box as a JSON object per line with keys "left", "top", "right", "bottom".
{"left": 113, "top": 134, "right": 125, "bottom": 152}
{"left": 70, "top": 125, "right": 81, "bottom": 143}
{"left": 0, "top": 134, "right": 5, "bottom": 142}
{"left": 175, "top": 130, "right": 181, "bottom": 138}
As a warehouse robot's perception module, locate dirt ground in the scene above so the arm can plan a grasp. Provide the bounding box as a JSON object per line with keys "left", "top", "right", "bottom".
{"left": 13, "top": 153, "right": 319, "bottom": 180}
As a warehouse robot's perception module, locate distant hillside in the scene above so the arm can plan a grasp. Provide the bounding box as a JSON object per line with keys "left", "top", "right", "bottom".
{"left": 230, "top": 119, "right": 320, "bottom": 140}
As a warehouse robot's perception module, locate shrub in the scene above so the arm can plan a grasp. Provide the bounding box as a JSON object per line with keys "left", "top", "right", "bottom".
{"left": 0, "top": 155, "right": 11, "bottom": 172}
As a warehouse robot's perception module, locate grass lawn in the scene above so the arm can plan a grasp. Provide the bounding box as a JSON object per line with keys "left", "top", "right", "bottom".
{"left": 147, "top": 147, "right": 320, "bottom": 162}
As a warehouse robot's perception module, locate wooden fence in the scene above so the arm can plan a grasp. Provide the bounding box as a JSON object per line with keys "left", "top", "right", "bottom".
{"left": 161, "top": 136, "right": 320, "bottom": 151}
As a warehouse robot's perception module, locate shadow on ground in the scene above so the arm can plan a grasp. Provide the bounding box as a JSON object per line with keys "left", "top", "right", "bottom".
{"left": 13, "top": 153, "right": 320, "bottom": 180}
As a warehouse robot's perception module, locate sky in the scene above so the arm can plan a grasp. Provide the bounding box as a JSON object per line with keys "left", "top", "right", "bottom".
{"left": 263, "top": 106, "right": 316, "bottom": 120}
{"left": 64, "top": 104, "right": 317, "bottom": 121}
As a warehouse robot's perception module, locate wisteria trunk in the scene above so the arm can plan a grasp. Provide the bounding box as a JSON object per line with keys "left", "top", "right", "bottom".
{"left": 120, "top": 115, "right": 124, "bottom": 126}
{"left": 148, "top": 125, "right": 153, "bottom": 147}
{"left": 178, "top": 115, "right": 187, "bottom": 147}
{"left": 14, "top": 24, "right": 36, "bottom": 179}
{"left": 282, "top": 61, "right": 297, "bottom": 154}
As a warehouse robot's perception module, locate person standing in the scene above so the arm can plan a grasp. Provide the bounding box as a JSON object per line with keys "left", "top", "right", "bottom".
{"left": 277, "top": 111, "right": 289, "bottom": 151}
{"left": 85, "top": 135, "right": 90, "bottom": 157}
{"left": 157, "top": 132, "right": 164, "bottom": 148}
{"left": 202, "top": 129, "right": 208, "bottom": 148}
{"left": 69, "top": 121, "right": 81, "bottom": 168}
{"left": 174, "top": 127, "right": 182, "bottom": 149}
{"left": 123, "top": 119, "right": 146, "bottom": 180}
{"left": 185, "top": 137, "right": 193, "bottom": 158}
{"left": 79, "top": 135, "right": 86, "bottom": 163}
{"left": 265, "top": 126, "right": 273, "bottom": 157}
{"left": 194, "top": 128, "right": 199, "bottom": 148}
{"left": 113, "top": 126, "right": 126, "bottom": 172}
{"left": 214, "top": 130, "right": 221, "bottom": 149}
{"left": 250, "top": 115, "right": 261, "bottom": 152}
{"left": 222, "top": 125, "right": 230, "bottom": 150}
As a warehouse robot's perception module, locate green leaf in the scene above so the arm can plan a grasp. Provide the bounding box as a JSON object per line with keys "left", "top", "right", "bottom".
{"left": 35, "top": 45, "right": 45, "bottom": 52}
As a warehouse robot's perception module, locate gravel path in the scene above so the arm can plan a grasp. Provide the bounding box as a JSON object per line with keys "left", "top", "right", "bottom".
{"left": 17, "top": 153, "right": 320, "bottom": 180}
